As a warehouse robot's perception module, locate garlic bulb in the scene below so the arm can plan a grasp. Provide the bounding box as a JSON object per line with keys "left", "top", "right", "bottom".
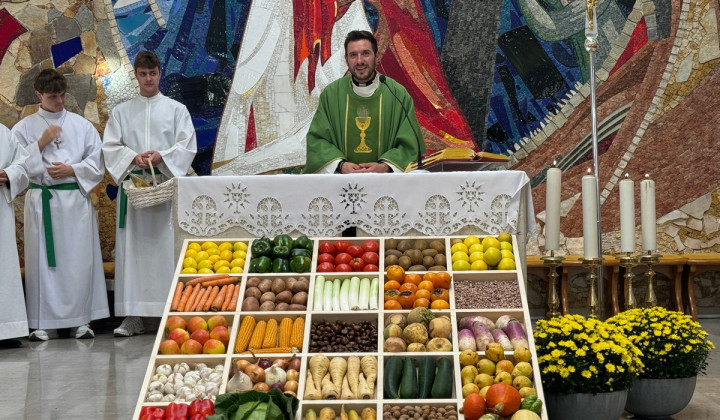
{"left": 183, "top": 376, "right": 197, "bottom": 387}
{"left": 207, "top": 372, "right": 222, "bottom": 384}
{"left": 146, "top": 390, "right": 163, "bottom": 402}
{"left": 161, "top": 394, "right": 176, "bottom": 402}
{"left": 148, "top": 381, "right": 164, "bottom": 392}
{"left": 204, "top": 382, "right": 219, "bottom": 396}
{"left": 156, "top": 364, "right": 172, "bottom": 376}
{"left": 193, "top": 384, "right": 206, "bottom": 396}
{"left": 195, "top": 363, "right": 208, "bottom": 371}
{"left": 185, "top": 371, "right": 201, "bottom": 382}
{"left": 163, "top": 382, "right": 175, "bottom": 395}
{"left": 200, "top": 367, "right": 214, "bottom": 379}
{"left": 170, "top": 373, "right": 183, "bottom": 384}
{"left": 174, "top": 363, "right": 190, "bottom": 374}
{"left": 151, "top": 373, "right": 168, "bottom": 384}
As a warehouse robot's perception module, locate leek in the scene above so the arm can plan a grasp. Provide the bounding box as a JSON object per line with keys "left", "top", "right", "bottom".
{"left": 368, "top": 277, "right": 379, "bottom": 310}
{"left": 339, "top": 279, "right": 350, "bottom": 311}
{"left": 323, "top": 280, "right": 333, "bottom": 311}
{"left": 332, "top": 279, "right": 341, "bottom": 311}
{"left": 357, "top": 277, "right": 371, "bottom": 310}
{"left": 349, "top": 276, "right": 360, "bottom": 310}
{"left": 313, "top": 275, "right": 325, "bottom": 311}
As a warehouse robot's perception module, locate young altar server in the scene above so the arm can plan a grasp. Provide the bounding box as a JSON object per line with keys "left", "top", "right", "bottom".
{"left": 12, "top": 69, "right": 109, "bottom": 341}
{"left": 102, "top": 51, "right": 197, "bottom": 337}
{"left": 0, "top": 124, "right": 30, "bottom": 348}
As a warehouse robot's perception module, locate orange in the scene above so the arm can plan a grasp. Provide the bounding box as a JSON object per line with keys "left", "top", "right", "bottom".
{"left": 430, "top": 299, "right": 450, "bottom": 310}
{"left": 403, "top": 273, "right": 422, "bottom": 286}
{"left": 413, "top": 298, "right": 430, "bottom": 308}
{"left": 386, "top": 265, "right": 405, "bottom": 282}
{"left": 384, "top": 300, "right": 402, "bottom": 310}
{"left": 415, "top": 289, "right": 432, "bottom": 301}
{"left": 417, "top": 280, "right": 434, "bottom": 292}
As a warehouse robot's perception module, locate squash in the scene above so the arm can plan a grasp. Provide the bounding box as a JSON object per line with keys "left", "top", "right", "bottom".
{"left": 510, "top": 409, "right": 541, "bottom": 420}
{"left": 462, "top": 393, "right": 487, "bottom": 420}
{"left": 485, "top": 383, "right": 522, "bottom": 417}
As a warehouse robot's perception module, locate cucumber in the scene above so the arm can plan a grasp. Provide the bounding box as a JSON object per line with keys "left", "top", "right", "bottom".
{"left": 430, "top": 357, "right": 453, "bottom": 398}
{"left": 417, "top": 356, "right": 436, "bottom": 398}
{"left": 384, "top": 356, "right": 403, "bottom": 399}
{"left": 399, "top": 357, "right": 418, "bottom": 399}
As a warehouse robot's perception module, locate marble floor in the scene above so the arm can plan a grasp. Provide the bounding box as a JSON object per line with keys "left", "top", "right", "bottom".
{"left": 0, "top": 318, "right": 718, "bottom": 420}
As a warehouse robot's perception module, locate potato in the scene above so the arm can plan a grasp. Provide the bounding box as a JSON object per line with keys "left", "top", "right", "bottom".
{"left": 385, "top": 255, "right": 399, "bottom": 266}
{"left": 260, "top": 291, "right": 276, "bottom": 303}
{"left": 398, "top": 255, "right": 412, "bottom": 269}
{"left": 241, "top": 296, "right": 260, "bottom": 311}
{"left": 288, "top": 304, "right": 307, "bottom": 311}
{"left": 396, "top": 239, "right": 412, "bottom": 252}
{"left": 275, "top": 290, "right": 293, "bottom": 304}
{"left": 291, "top": 291, "right": 308, "bottom": 305}
{"left": 291, "top": 277, "right": 310, "bottom": 293}
{"left": 413, "top": 239, "right": 427, "bottom": 251}
{"left": 259, "top": 300, "right": 276, "bottom": 311}
{"left": 244, "top": 286, "right": 262, "bottom": 300}
{"left": 285, "top": 277, "right": 298, "bottom": 292}
{"left": 271, "top": 278, "right": 286, "bottom": 294}
{"left": 246, "top": 277, "right": 261, "bottom": 288}
{"left": 275, "top": 302, "right": 290, "bottom": 311}
{"left": 384, "top": 238, "right": 398, "bottom": 249}
{"left": 258, "top": 278, "right": 273, "bottom": 293}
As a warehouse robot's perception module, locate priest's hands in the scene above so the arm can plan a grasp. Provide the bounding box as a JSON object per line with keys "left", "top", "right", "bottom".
{"left": 340, "top": 161, "right": 390, "bottom": 173}
{"left": 134, "top": 150, "right": 164, "bottom": 168}
{"left": 0, "top": 169, "right": 7, "bottom": 185}
{"left": 47, "top": 162, "right": 74, "bottom": 179}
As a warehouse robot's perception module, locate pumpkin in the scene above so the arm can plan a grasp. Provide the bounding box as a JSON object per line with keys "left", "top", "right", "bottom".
{"left": 462, "top": 393, "right": 487, "bottom": 420}
{"left": 510, "top": 409, "right": 542, "bottom": 420}
{"left": 485, "top": 383, "right": 522, "bottom": 417}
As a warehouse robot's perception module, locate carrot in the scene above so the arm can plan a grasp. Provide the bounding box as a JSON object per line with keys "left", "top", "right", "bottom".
{"left": 220, "top": 284, "right": 234, "bottom": 312}
{"left": 203, "top": 286, "right": 220, "bottom": 311}
{"left": 185, "top": 285, "right": 202, "bottom": 313}
{"left": 191, "top": 287, "right": 208, "bottom": 312}
{"left": 200, "top": 276, "right": 239, "bottom": 288}
{"left": 210, "top": 285, "right": 227, "bottom": 312}
{"left": 184, "top": 273, "right": 230, "bottom": 287}
{"left": 170, "top": 282, "right": 184, "bottom": 311}
{"left": 228, "top": 283, "right": 241, "bottom": 311}
{"left": 176, "top": 284, "right": 194, "bottom": 312}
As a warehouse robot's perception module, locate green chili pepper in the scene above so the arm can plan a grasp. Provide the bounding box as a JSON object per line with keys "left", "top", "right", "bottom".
{"left": 273, "top": 234, "right": 293, "bottom": 248}
{"left": 272, "top": 258, "right": 290, "bottom": 273}
{"left": 272, "top": 245, "right": 290, "bottom": 259}
{"left": 289, "top": 256, "right": 311, "bottom": 273}
{"left": 251, "top": 237, "right": 272, "bottom": 257}
{"left": 254, "top": 256, "right": 272, "bottom": 273}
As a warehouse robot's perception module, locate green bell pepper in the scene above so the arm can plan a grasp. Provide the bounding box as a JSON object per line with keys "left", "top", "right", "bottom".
{"left": 289, "top": 256, "right": 311, "bottom": 273}
{"left": 251, "top": 237, "right": 272, "bottom": 257}
{"left": 254, "top": 256, "right": 272, "bottom": 273}
{"left": 249, "top": 258, "right": 258, "bottom": 273}
{"left": 293, "top": 235, "right": 313, "bottom": 251}
{"left": 272, "top": 258, "right": 290, "bottom": 273}
{"left": 273, "top": 234, "right": 293, "bottom": 248}
{"left": 272, "top": 245, "right": 290, "bottom": 259}
{"left": 520, "top": 394, "right": 543, "bottom": 414}
{"left": 290, "top": 247, "right": 312, "bottom": 258}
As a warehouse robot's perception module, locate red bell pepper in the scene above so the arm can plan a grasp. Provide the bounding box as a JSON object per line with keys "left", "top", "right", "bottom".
{"left": 165, "top": 402, "right": 189, "bottom": 419}
{"left": 139, "top": 406, "right": 165, "bottom": 420}
{"left": 189, "top": 398, "right": 214, "bottom": 415}
{"left": 189, "top": 415, "right": 206, "bottom": 420}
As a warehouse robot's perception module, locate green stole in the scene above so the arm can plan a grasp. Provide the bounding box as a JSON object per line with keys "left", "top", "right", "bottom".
{"left": 343, "top": 94, "right": 382, "bottom": 164}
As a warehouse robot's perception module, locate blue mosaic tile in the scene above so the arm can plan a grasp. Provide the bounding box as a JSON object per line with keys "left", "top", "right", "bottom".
{"left": 51, "top": 36, "right": 82, "bottom": 67}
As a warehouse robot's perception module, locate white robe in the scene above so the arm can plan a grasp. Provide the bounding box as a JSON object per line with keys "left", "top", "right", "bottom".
{"left": 0, "top": 125, "right": 30, "bottom": 340}
{"left": 102, "top": 93, "right": 196, "bottom": 317}
{"left": 12, "top": 109, "right": 109, "bottom": 329}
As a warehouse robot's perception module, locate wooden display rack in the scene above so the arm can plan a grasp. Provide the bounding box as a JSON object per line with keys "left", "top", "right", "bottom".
{"left": 132, "top": 235, "right": 547, "bottom": 420}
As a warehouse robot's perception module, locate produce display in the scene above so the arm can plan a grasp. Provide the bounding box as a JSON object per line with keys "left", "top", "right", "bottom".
{"left": 139, "top": 399, "right": 215, "bottom": 420}
{"left": 449, "top": 234, "right": 516, "bottom": 271}
{"left": 135, "top": 234, "right": 547, "bottom": 420}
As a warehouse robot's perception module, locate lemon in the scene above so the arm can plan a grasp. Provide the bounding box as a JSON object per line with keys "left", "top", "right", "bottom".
{"left": 469, "top": 251, "right": 484, "bottom": 263}
{"left": 230, "top": 266, "right": 244, "bottom": 273}
{"left": 468, "top": 243, "right": 484, "bottom": 254}
{"left": 452, "top": 259, "right": 471, "bottom": 271}
{"left": 451, "top": 242, "right": 469, "bottom": 254}
{"left": 206, "top": 247, "right": 220, "bottom": 256}
{"left": 233, "top": 241, "right": 248, "bottom": 251}
{"left": 208, "top": 255, "right": 222, "bottom": 264}
{"left": 195, "top": 250, "right": 210, "bottom": 262}
{"left": 201, "top": 241, "right": 218, "bottom": 250}
{"left": 182, "top": 257, "right": 198, "bottom": 269}
{"left": 497, "top": 257, "right": 516, "bottom": 270}
{"left": 497, "top": 231, "right": 513, "bottom": 243}
{"left": 481, "top": 236, "right": 501, "bottom": 250}
{"left": 232, "top": 250, "right": 247, "bottom": 260}
{"left": 198, "top": 267, "right": 214, "bottom": 274}
{"left": 500, "top": 241, "right": 513, "bottom": 252}
{"left": 215, "top": 265, "right": 231, "bottom": 274}
{"left": 184, "top": 249, "right": 198, "bottom": 259}
{"left": 181, "top": 267, "right": 198, "bottom": 274}
{"left": 187, "top": 242, "right": 202, "bottom": 252}
{"left": 470, "top": 260, "right": 488, "bottom": 270}
{"left": 219, "top": 249, "right": 234, "bottom": 262}
{"left": 230, "top": 258, "right": 245, "bottom": 268}
{"left": 214, "top": 260, "right": 230, "bottom": 271}
{"left": 451, "top": 251, "right": 470, "bottom": 262}
{"left": 483, "top": 247, "right": 502, "bottom": 266}
{"left": 463, "top": 235, "right": 480, "bottom": 248}
{"left": 501, "top": 249, "right": 514, "bottom": 260}
{"left": 197, "top": 260, "right": 214, "bottom": 270}
{"left": 218, "top": 242, "right": 233, "bottom": 252}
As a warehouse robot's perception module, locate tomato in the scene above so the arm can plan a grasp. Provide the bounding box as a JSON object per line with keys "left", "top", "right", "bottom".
{"left": 418, "top": 280, "right": 434, "bottom": 292}
{"left": 363, "top": 264, "right": 379, "bottom": 271}
{"left": 384, "top": 289, "right": 400, "bottom": 302}
{"left": 361, "top": 240, "right": 380, "bottom": 253}
{"left": 317, "top": 253, "right": 335, "bottom": 264}
{"left": 403, "top": 273, "right": 422, "bottom": 286}
{"left": 397, "top": 290, "right": 416, "bottom": 309}
{"left": 347, "top": 245, "right": 364, "bottom": 258}
{"left": 335, "top": 263, "right": 352, "bottom": 272}
{"left": 386, "top": 265, "right": 405, "bottom": 282}
{"left": 384, "top": 300, "right": 402, "bottom": 310}
{"left": 317, "top": 262, "right": 335, "bottom": 272}
{"left": 413, "top": 298, "right": 430, "bottom": 308}
{"left": 399, "top": 283, "right": 418, "bottom": 294}
{"left": 415, "top": 289, "right": 432, "bottom": 301}
{"left": 335, "top": 252, "right": 352, "bottom": 265}
{"left": 318, "top": 241, "right": 336, "bottom": 255}
{"left": 350, "top": 257, "right": 366, "bottom": 271}
{"left": 384, "top": 280, "right": 401, "bottom": 291}
{"left": 430, "top": 299, "right": 450, "bottom": 310}
{"left": 432, "top": 272, "right": 452, "bottom": 289}
{"left": 430, "top": 288, "right": 450, "bottom": 302}
{"left": 462, "top": 393, "right": 487, "bottom": 420}
{"left": 333, "top": 240, "right": 351, "bottom": 253}
{"left": 361, "top": 251, "right": 379, "bottom": 266}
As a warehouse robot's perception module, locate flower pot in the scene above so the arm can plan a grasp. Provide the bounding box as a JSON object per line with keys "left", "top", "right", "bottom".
{"left": 545, "top": 390, "right": 628, "bottom": 420}
{"left": 625, "top": 376, "right": 697, "bottom": 418}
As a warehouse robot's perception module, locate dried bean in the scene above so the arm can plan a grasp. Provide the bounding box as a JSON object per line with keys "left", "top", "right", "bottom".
{"left": 382, "top": 405, "right": 458, "bottom": 419}
{"left": 309, "top": 318, "right": 378, "bottom": 352}
{"left": 454, "top": 279, "right": 522, "bottom": 309}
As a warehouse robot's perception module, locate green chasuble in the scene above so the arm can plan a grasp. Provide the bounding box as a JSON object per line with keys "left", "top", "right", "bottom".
{"left": 304, "top": 75, "right": 425, "bottom": 173}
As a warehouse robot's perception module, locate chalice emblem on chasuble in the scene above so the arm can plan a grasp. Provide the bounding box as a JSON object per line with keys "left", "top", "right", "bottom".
{"left": 354, "top": 105, "right": 372, "bottom": 153}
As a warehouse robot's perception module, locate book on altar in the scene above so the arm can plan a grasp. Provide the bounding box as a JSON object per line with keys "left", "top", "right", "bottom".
{"left": 405, "top": 147, "right": 509, "bottom": 172}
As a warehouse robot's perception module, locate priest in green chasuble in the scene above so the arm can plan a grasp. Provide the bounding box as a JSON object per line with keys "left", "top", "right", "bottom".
{"left": 305, "top": 30, "right": 425, "bottom": 174}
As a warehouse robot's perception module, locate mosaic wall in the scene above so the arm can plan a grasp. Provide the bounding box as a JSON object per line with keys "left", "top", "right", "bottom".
{"left": 2, "top": 0, "right": 720, "bottom": 311}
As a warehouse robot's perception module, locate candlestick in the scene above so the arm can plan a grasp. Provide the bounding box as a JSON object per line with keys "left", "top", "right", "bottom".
{"left": 582, "top": 174, "right": 599, "bottom": 259}
{"left": 545, "top": 167, "right": 562, "bottom": 251}
{"left": 619, "top": 176, "right": 635, "bottom": 253}
{"left": 641, "top": 177, "right": 656, "bottom": 251}
{"left": 582, "top": 257, "right": 602, "bottom": 319}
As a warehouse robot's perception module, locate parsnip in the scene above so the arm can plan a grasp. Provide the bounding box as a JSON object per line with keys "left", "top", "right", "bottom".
{"left": 340, "top": 375, "right": 354, "bottom": 400}
{"left": 319, "top": 407, "right": 336, "bottom": 420}
{"left": 321, "top": 373, "right": 339, "bottom": 399}
{"left": 347, "top": 356, "right": 360, "bottom": 398}
{"left": 340, "top": 404, "right": 350, "bottom": 420}
{"left": 309, "top": 354, "right": 330, "bottom": 391}
{"left": 360, "top": 355, "right": 377, "bottom": 392}
{"left": 357, "top": 372, "right": 373, "bottom": 399}
{"left": 360, "top": 407, "right": 376, "bottom": 420}
{"left": 303, "top": 371, "right": 321, "bottom": 400}
{"left": 329, "top": 357, "right": 348, "bottom": 390}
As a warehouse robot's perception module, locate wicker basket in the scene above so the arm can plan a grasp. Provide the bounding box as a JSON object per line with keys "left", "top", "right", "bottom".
{"left": 123, "top": 160, "right": 176, "bottom": 209}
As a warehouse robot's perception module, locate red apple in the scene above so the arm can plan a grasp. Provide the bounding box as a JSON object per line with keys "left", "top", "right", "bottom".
{"left": 202, "top": 338, "right": 226, "bottom": 354}
{"left": 207, "top": 315, "right": 228, "bottom": 331}
{"left": 190, "top": 329, "right": 210, "bottom": 345}
{"left": 210, "top": 325, "right": 230, "bottom": 347}
{"left": 158, "top": 339, "right": 180, "bottom": 355}
{"left": 180, "top": 338, "right": 203, "bottom": 354}
{"left": 168, "top": 328, "right": 190, "bottom": 346}
{"left": 186, "top": 316, "right": 208, "bottom": 333}
{"left": 165, "top": 315, "right": 187, "bottom": 333}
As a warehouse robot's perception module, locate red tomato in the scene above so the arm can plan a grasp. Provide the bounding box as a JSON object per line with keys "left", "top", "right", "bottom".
{"left": 361, "top": 240, "right": 380, "bottom": 253}
{"left": 333, "top": 240, "right": 351, "bottom": 253}
{"left": 318, "top": 241, "right": 336, "bottom": 255}
{"left": 347, "top": 245, "right": 364, "bottom": 258}
{"left": 317, "top": 253, "right": 335, "bottom": 264}
{"left": 335, "top": 263, "right": 352, "bottom": 272}
{"left": 335, "top": 252, "right": 352, "bottom": 265}
{"left": 361, "top": 251, "right": 379, "bottom": 265}
{"left": 350, "top": 257, "right": 366, "bottom": 271}
{"left": 363, "top": 264, "right": 379, "bottom": 272}
{"left": 317, "top": 262, "right": 335, "bottom": 272}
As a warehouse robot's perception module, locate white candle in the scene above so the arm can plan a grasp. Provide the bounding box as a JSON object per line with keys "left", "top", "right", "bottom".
{"left": 619, "top": 176, "right": 635, "bottom": 253}
{"left": 641, "top": 177, "right": 656, "bottom": 251}
{"left": 582, "top": 174, "right": 599, "bottom": 259}
{"left": 545, "top": 167, "right": 562, "bottom": 251}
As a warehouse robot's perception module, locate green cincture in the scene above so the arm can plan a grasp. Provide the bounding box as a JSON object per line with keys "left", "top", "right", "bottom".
{"left": 29, "top": 182, "right": 80, "bottom": 267}
{"left": 118, "top": 169, "right": 151, "bottom": 228}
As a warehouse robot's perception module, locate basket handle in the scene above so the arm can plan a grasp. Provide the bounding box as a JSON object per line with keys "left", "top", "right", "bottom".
{"left": 147, "top": 158, "right": 158, "bottom": 187}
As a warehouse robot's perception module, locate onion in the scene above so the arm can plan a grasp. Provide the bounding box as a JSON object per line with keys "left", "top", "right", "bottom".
{"left": 258, "top": 358, "right": 272, "bottom": 369}
{"left": 264, "top": 364, "right": 287, "bottom": 386}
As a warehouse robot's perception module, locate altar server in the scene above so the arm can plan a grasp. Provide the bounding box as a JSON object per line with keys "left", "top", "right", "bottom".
{"left": 103, "top": 51, "right": 197, "bottom": 336}
{"left": 0, "top": 124, "right": 30, "bottom": 348}
{"left": 12, "top": 69, "right": 109, "bottom": 341}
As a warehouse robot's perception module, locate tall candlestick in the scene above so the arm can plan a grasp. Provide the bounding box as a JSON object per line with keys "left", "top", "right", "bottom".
{"left": 582, "top": 174, "right": 599, "bottom": 259}
{"left": 619, "top": 176, "right": 635, "bottom": 253}
{"left": 641, "top": 177, "right": 656, "bottom": 251}
{"left": 545, "top": 167, "right": 562, "bottom": 251}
